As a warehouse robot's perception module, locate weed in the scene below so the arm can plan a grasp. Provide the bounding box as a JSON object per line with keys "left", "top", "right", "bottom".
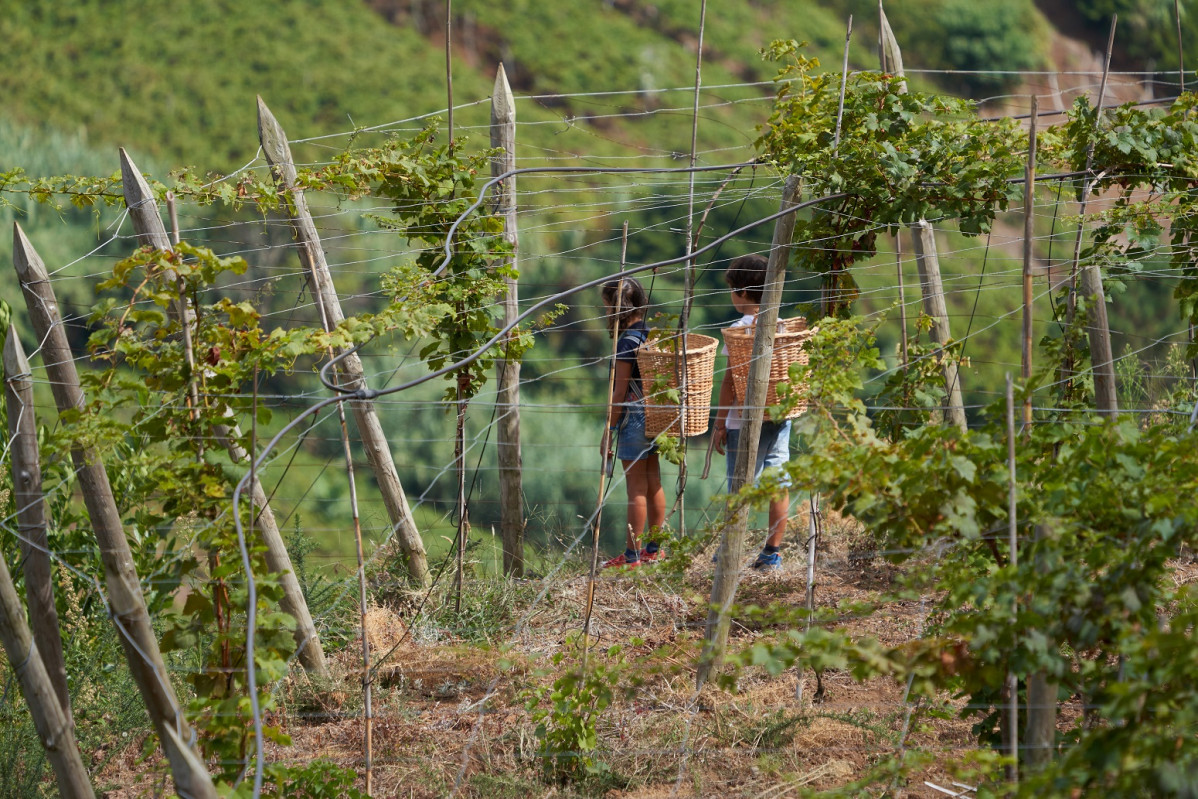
{"left": 524, "top": 638, "right": 625, "bottom": 784}
{"left": 465, "top": 772, "right": 543, "bottom": 799}
{"left": 749, "top": 709, "right": 812, "bottom": 750}
{"left": 0, "top": 691, "right": 47, "bottom": 799}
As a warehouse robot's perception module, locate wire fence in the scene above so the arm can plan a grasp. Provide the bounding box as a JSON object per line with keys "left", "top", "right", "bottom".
{"left": 1, "top": 66, "right": 1197, "bottom": 797}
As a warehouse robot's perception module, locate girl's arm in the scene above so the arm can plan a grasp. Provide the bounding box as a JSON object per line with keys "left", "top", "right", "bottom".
{"left": 607, "top": 360, "right": 634, "bottom": 428}
{"left": 602, "top": 360, "right": 634, "bottom": 459}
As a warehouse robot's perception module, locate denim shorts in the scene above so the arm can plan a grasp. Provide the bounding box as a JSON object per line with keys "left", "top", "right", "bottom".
{"left": 616, "top": 401, "right": 657, "bottom": 462}
{"left": 726, "top": 419, "right": 792, "bottom": 493}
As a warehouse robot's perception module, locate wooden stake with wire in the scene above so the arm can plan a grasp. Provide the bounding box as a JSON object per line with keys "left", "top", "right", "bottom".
{"left": 1176, "top": 0, "right": 1186, "bottom": 95}
{"left": 1022, "top": 95, "right": 1037, "bottom": 427}
{"left": 671, "top": 0, "right": 709, "bottom": 537}
{"left": 1064, "top": 16, "right": 1119, "bottom": 415}
{"left": 4, "top": 331, "right": 71, "bottom": 722}
{"left": 879, "top": 2, "right": 908, "bottom": 364}
{"left": 304, "top": 268, "right": 375, "bottom": 794}
{"left": 796, "top": 492, "right": 823, "bottom": 703}
{"left": 454, "top": 368, "right": 469, "bottom": 614}
{"left": 698, "top": 175, "right": 801, "bottom": 688}
{"left": 491, "top": 64, "right": 524, "bottom": 577}
{"left": 1176, "top": 0, "right": 1196, "bottom": 376}
{"left": 445, "top": 0, "right": 454, "bottom": 147}
{"left": 827, "top": 14, "right": 853, "bottom": 316}
{"left": 1005, "top": 374, "right": 1019, "bottom": 784}
{"left": 582, "top": 222, "right": 629, "bottom": 666}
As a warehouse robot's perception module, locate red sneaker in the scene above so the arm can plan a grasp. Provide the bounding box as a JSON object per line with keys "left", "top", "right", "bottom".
{"left": 603, "top": 553, "right": 641, "bottom": 569}
{"left": 639, "top": 547, "right": 660, "bottom": 562}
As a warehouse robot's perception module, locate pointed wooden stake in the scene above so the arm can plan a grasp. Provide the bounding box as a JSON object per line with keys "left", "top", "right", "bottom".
{"left": 4, "top": 330, "right": 71, "bottom": 719}
{"left": 119, "top": 150, "right": 330, "bottom": 677}
{"left": 0, "top": 543, "right": 94, "bottom": 798}
{"left": 257, "top": 97, "right": 432, "bottom": 587}
{"left": 491, "top": 64, "right": 524, "bottom": 577}
{"left": 12, "top": 223, "right": 217, "bottom": 798}
{"left": 912, "top": 221, "right": 968, "bottom": 433}
{"left": 698, "top": 175, "right": 801, "bottom": 688}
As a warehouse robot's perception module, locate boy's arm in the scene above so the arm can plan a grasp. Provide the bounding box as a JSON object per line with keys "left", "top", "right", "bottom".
{"left": 713, "top": 370, "right": 736, "bottom": 454}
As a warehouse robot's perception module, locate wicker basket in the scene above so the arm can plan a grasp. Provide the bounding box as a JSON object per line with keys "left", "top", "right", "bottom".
{"left": 723, "top": 317, "right": 815, "bottom": 420}
{"left": 635, "top": 332, "right": 718, "bottom": 438}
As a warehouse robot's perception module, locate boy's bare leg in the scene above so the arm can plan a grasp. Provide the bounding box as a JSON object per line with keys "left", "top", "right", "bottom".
{"left": 766, "top": 491, "right": 789, "bottom": 549}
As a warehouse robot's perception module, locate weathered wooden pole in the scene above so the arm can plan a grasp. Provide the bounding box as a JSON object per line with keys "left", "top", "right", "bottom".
{"left": 911, "top": 221, "right": 968, "bottom": 433}
{"left": 1066, "top": 17, "right": 1120, "bottom": 416}
{"left": 671, "top": 0, "right": 710, "bottom": 536}
{"left": 490, "top": 64, "right": 524, "bottom": 577}
{"left": 880, "top": 1, "right": 909, "bottom": 364}
{"left": 1023, "top": 96, "right": 1038, "bottom": 426}
{"left": 119, "top": 150, "right": 331, "bottom": 677}
{"left": 4, "top": 330, "right": 71, "bottom": 719}
{"left": 0, "top": 546, "right": 94, "bottom": 799}
{"left": 879, "top": 1, "right": 907, "bottom": 95}
{"left": 11, "top": 223, "right": 218, "bottom": 798}
{"left": 256, "top": 98, "right": 433, "bottom": 587}
{"left": 697, "top": 175, "right": 800, "bottom": 688}
{"left": 1005, "top": 374, "right": 1019, "bottom": 783}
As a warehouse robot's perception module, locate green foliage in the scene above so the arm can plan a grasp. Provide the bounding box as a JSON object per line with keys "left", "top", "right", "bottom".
{"left": 714, "top": 309, "right": 1198, "bottom": 793}
{"left": 936, "top": 0, "right": 1045, "bottom": 95}
{"left": 757, "top": 43, "right": 1024, "bottom": 316}
{"left": 1050, "top": 93, "right": 1198, "bottom": 353}
{"left": 525, "top": 639, "right": 625, "bottom": 783}
{"left": 260, "top": 759, "right": 367, "bottom": 799}
{"left": 371, "top": 130, "right": 518, "bottom": 400}
{"left": 0, "top": 695, "right": 46, "bottom": 799}
{"left": 1075, "top": 0, "right": 1196, "bottom": 73}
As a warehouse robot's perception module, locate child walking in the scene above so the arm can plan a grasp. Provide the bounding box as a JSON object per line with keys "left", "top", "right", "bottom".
{"left": 711, "top": 254, "right": 791, "bottom": 571}
{"left": 600, "top": 277, "right": 665, "bottom": 568}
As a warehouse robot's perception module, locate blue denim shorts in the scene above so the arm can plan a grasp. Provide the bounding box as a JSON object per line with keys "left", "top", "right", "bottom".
{"left": 726, "top": 419, "right": 792, "bottom": 493}
{"left": 616, "top": 401, "right": 657, "bottom": 462}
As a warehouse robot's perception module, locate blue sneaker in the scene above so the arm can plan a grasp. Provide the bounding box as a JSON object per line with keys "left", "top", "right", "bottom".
{"left": 751, "top": 551, "right": 782, "bottom": 571}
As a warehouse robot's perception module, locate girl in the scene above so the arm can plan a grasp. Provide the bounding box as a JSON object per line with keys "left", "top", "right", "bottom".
{"left": 599, "top": 277, "right": 665, "bottom": 568}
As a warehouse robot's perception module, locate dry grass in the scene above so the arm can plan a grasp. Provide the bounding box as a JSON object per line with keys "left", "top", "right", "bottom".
{"left": 90, "top": 514, "right": 1088, "bottom": 797}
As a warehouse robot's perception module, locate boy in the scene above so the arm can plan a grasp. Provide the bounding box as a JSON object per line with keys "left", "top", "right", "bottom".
{"left": 711, "top": 254, "right": 791, "bottom": 571}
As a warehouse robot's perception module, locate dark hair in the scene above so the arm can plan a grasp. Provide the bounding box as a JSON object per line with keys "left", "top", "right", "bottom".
{"left": 601, "top": 276, "right": 647, "bottom": 336}
{"left": 724, "top": 254, "right": 768, "bottom": 304}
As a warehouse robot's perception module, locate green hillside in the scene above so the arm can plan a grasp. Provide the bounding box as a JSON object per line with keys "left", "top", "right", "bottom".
{"left": 0, "top": 0, "right": 1194, "bottom": 555}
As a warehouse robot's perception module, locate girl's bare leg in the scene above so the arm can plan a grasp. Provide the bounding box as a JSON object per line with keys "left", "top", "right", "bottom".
{"left": 645, "top": 455, "right": 666, "bottom": 534}
{"left": 622, "top": 458, "right": 654, "bottom": 551}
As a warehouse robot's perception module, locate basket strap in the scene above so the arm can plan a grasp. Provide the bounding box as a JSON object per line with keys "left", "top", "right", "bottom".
{"left": 620, "top": 328, "right": 648, "bottom": 401}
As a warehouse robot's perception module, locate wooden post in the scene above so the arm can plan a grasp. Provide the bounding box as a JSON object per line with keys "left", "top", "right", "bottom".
{"left": 880, "top": 1, "right": 908, "bottom": 364}
{"left": 1066, "top": 17, "right": 1120, "bottom": 416}
{"left": 1087, "top": 20, "right": 1119, "bottom": 416}
{"left": 879, "top": 1, "right": 907, "bottom": 94}
{"left": 697, "top": 175, "right": 800, "bottom": 688}
{"left": 491, "top": 64, "right": 524, "bottom": 577}
{"left": 1023, "top": 97, "right": 1037, "bottom": 426}
{"left": 119, "top": 150, "right": 331, "bottom": 677}
{"left": 324, "top": 368, "right": 373, "bottom": 795}
{"left": 1005, "top": 374, "right": 1019, "bottom": 783}
{"left": 256, "top": 98, "right": 433, "bottom": 587}
{"left": 4, "top": 330, "right": 71, "bottom": 720}
{"left": 672, "top": 0, "right": 709, "bottom": 537}
{"left": 0, "top": 547, "right": 94, "bottom": 799}
{"left": 11, "top": 223, "right": 218, "bottom": 798}
{"left": 911, "top": 221, "right": 968, "bottom": 433}
{"left": 1025, "top": 560, "right": 1055, "bottom": 769}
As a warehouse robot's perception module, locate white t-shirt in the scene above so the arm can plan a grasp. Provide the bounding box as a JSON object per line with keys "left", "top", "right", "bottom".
{"left": 722, "top": 313, "right": 755, "bottom": 430}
